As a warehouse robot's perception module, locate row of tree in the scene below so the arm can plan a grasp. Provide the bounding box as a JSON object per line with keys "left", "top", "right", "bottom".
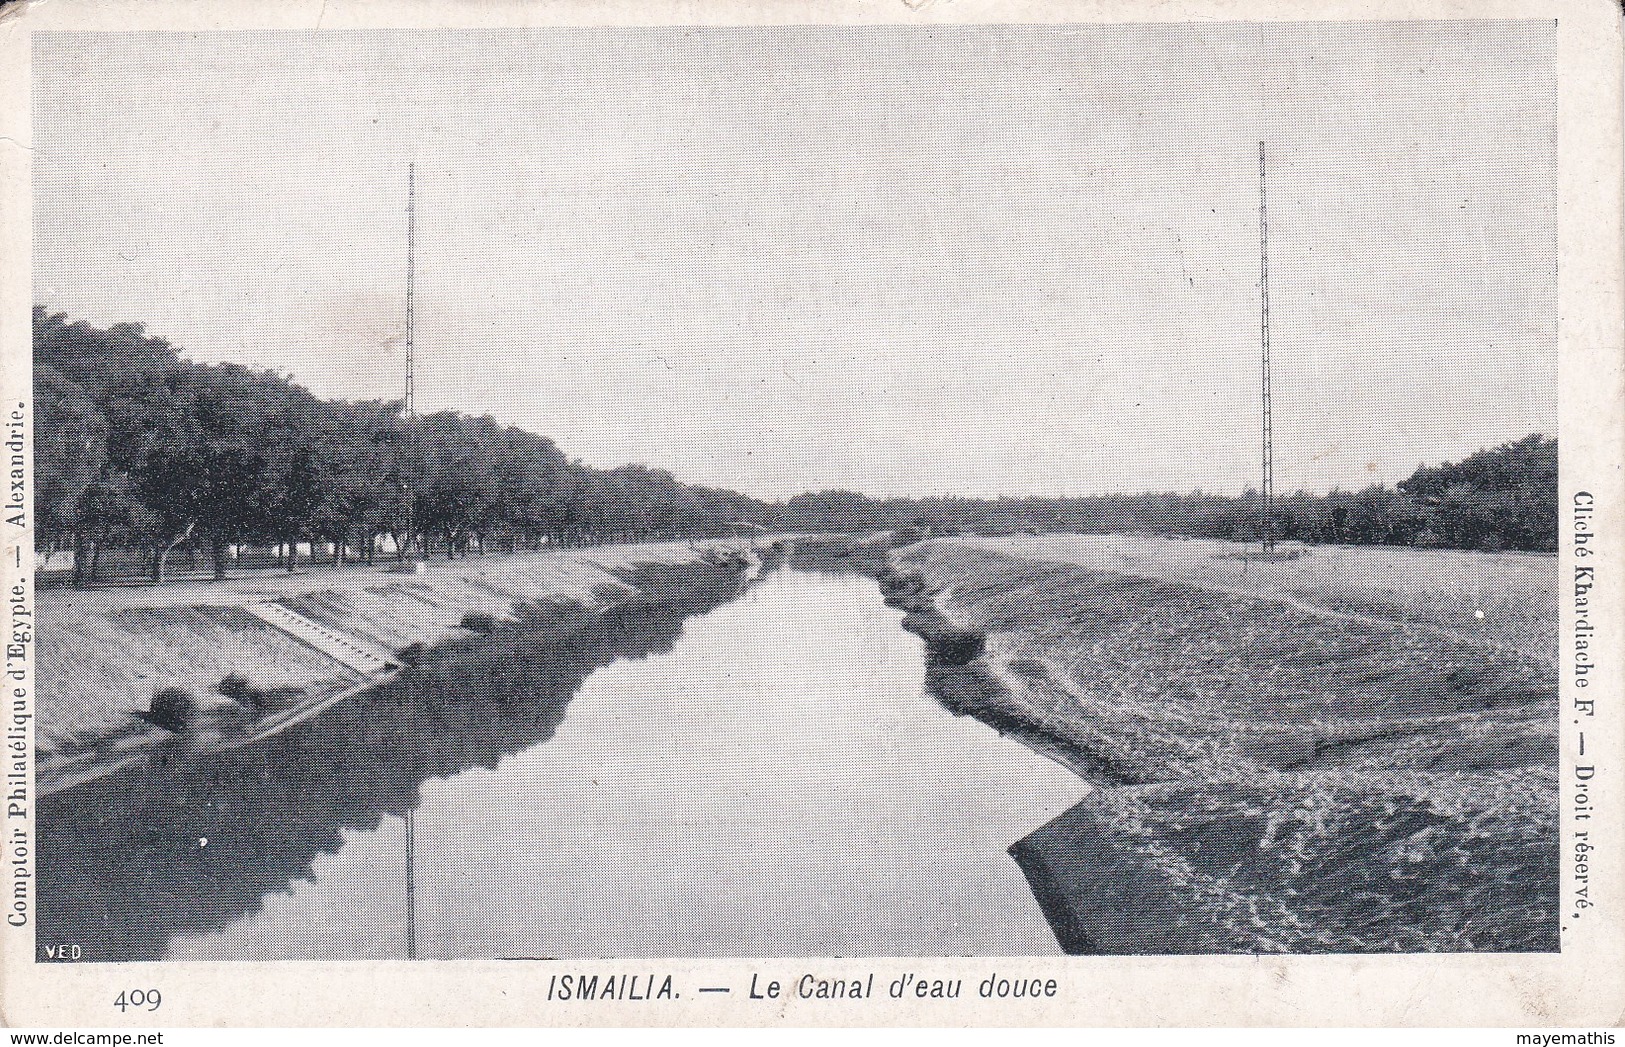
{"left": 35, "top": 308, "right": 1558, "bottom": 587}
{"left": 775, "top": 435, "right": 1557, "bottom": 553}
{"left": 35, "top": 309, "right": 772, "bottom": 584}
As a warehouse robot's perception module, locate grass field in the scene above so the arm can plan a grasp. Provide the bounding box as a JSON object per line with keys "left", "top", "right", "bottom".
{"left": 944, "top": 534, "right": 1556, "bottom": 664}
{"left": 894, "top": 534, "right": 1559, "bottom": 953}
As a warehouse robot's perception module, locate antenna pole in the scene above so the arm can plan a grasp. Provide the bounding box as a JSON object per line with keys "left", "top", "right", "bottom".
{"left": 401, "top": 163, "right": 420, "bottom": 961}
{"left": 1258, "top": 141, "right": 1275, "bottom": 554}
{"left": 402, "top": 163, "right": 418, "bottom": 563}
{"left": 393, "top": 163, "right": 419, "bottom": 955}
{"left": 405, "top": 162, "right": 416, "bottom": 420}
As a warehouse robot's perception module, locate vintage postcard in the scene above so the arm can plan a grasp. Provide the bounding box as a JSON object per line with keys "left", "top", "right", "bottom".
{"left": 0, "top": 0, "right": 1620, "bottom": 1029}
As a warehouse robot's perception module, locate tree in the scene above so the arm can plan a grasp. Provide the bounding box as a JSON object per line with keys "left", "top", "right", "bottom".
{"left": 34, "top": 366, "right": 127, "bottom": 586}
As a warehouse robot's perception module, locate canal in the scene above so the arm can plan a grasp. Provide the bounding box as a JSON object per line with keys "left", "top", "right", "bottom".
{"left": 42, "top": 567, "right": 1086, "bottom": 960}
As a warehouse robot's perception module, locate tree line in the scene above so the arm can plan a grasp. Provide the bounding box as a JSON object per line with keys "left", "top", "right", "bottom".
{"left": 35, "top": 309, "right": 772, "bottom": 584}
{"left": 35, "top": 308, "right": 1557, "bottom": 586}
{"left": 775, "top": 434, "right": 1557, "bottom": 553}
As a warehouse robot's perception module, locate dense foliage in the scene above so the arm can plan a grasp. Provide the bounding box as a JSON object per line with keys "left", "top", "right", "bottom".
{"left": 34, "top": 309, "right": 772, "bottom": 582}
{"left": 35, "top": 308, "right": 1557, "bottom": 585}
{"left": 776, "top": 434, "right": 1557, "bottom": 553}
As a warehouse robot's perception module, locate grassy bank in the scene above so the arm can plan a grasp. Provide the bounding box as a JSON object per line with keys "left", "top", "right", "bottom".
{"left": 878, "top": 534, "right": 1558, "bottom": 953}
{"left": 37, "top": 542, "right": 749, "bottom": 790}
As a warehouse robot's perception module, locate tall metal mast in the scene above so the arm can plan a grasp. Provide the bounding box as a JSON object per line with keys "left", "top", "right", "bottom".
{"left": 402, "top": 162, "right": 419, "bottom": 566}
{"left": 403, "top": 162, "right": 419, "bottom": 962}
{"left": 405, "top": 162, "right": 416, "bottom": 420}
{"left": 1258, "top": 141, "right": 1275, "bottom": 554}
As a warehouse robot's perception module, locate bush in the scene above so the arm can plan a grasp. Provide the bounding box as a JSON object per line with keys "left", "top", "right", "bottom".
{"left": 145, "top": 687, "right": 195, "bottom": 731}
{"left": 460, "top": 611, "right": 497, "bottom": 634}
{"left": 217, "top": 672, "right": 268, "bottom": 709}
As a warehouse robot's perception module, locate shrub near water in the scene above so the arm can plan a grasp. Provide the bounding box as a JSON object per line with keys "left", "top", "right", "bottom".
{"left": 216, "top": 673, "right": 265, "bottom": 710}
{"left": 459, "top": 611, "right": 498, "bottom": 635}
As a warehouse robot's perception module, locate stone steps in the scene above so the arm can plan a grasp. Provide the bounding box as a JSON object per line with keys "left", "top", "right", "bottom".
{"left": 244, "top": 601, "right": 398, "bottom": 674}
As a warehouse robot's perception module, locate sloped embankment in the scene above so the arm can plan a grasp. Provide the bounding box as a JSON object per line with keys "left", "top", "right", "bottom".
{"left": 37, "top": 543, "right": 749, "bottom": 793}
{"left": 883, "top": 538, "right": 1559, "bottom": 953}
{"left": 38, "top": 555, "right": 754, "bottom": 961}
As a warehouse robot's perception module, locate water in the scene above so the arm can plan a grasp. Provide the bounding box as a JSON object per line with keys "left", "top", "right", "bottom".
{"left": 47, "top": 569, "right": 1087, "bottom": 959}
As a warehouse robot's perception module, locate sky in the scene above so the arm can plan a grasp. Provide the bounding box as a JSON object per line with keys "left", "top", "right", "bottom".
{"left": 32, "top": 22, "right": 1557, "bottom": 500}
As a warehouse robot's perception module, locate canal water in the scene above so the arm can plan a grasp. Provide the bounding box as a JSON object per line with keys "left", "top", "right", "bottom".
{"left": 51, "top": 568, "right": 1087, "bottom": 960}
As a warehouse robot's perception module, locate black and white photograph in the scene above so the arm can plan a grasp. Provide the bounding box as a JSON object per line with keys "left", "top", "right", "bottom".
{"left": 4, "top": 2, "right": 1621, "bottom": 1029}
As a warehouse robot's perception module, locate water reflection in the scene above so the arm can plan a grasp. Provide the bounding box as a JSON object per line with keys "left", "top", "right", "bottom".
{"left": 38, "top": 566, "right": 744, "bottom": 962}
{"left": 42, "top": 568, "right": 1085, "bottom": 961}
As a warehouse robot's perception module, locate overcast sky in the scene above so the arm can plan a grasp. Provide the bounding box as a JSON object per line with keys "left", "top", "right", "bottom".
{"left": 33, "top": 22, "right": 1556, "bottom": 500}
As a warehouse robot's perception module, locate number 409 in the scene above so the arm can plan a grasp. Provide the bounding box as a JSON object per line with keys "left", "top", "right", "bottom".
{"left": 114, "top": 989, "right": 161, "bottom": 1012}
